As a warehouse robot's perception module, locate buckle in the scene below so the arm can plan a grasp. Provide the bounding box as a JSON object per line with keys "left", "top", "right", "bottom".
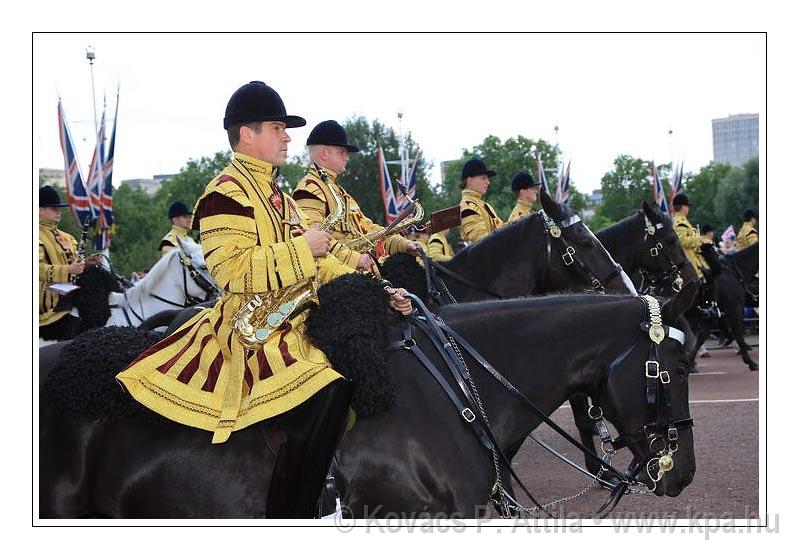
{"left": 659, "top": 370, "right": 671, "bottom": 384}
{"left": 650, "top": 246, "right": 659, "bottom": 257}
{"left": 562, "top": 246, "right": 575, "bottom": 266}
{"left": 668, "top": 427, "right": 679, "bottom": 441}
{"left": 645, "top": 360, "right": 659, "bottom": 378}
{"left": 461, "top": 408, "right": 476, "bottom": 423}
{"left": 591, "top": 278, "right": 604, "bottom": 292}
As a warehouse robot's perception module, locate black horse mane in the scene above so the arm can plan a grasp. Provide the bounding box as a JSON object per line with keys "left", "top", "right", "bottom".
{"left": 732, "top": 242, "right": 758, "bottom": 268}
{"left": 74, "top": 265, "right": 124, "bottom": 333}
{"left": 597, "top": 210, "right": 643, "bottom": 249}
{"left": 380, "top": 254, "right": 428, "bottom": 300}
{"left": 447, "top": 211, "right": 542, "bottom": 273}
{"left": 42, "top": 326, "right": 168, "bottom": 424}
{"left": 440, "top": 292, "right": 635, "bottom": 322}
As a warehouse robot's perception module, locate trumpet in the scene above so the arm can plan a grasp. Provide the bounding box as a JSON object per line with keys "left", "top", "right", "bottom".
{"left": 343, "top": 180, "right": 425, "bottom": 254}
{"left": 232, "top": 163, "right": 345, "bottom": 350}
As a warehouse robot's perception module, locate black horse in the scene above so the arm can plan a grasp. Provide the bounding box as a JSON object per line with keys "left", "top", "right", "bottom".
{"left": 39, "top": 278, "right": 698, "bottom": 518}
{"left": 692, "top": 242, "right": 759, "bottom": 371}
{"left": 382, "top": 189, "right": 637, "bottom": 302}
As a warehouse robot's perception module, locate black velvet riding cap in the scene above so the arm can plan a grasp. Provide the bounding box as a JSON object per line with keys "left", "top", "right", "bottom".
{"left": 461, "top": 158, "right": 496, "bottom": 180}
{"left": 672, "top": 193, "right": 690, "bottom": 208}
{"left": 511, "top": 172, "right": 537, "bottom": 191}
{"left": 742, "top": 209, "right": 757, "bottom": 221}
{"left": 40, "top": 186, "right": 69, "bottom": 208}
{"left": 306, "top": 120, "right": 360, "bottom": 153}
{"left": 223, "top": 81, "right": 306, "bottom": 130}
{"left": 168, "top": 201, "right": 192, "bottom": 219}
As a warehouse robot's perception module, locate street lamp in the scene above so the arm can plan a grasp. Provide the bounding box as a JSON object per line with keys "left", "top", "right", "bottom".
{"left": 86, "top": 45, "right": 99, "bottom": 134}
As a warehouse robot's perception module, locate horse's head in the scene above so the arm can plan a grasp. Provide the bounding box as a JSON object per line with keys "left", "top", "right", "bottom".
{"left": 638, "top": 202, "right": 698, "bottom": 296}
{"left": 540, "top": 188, "right": 637, "bottom": 295}
{"left": 598, "top": 281, "right": 699, "bottom": 497}
{"left": 174, "top": 238, "right": 220, "bottom": 304}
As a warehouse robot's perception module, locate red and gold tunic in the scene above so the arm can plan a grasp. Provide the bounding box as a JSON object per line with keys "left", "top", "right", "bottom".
{"left": 117, "top": 153, "right": 354, "bottom": 443}
{"left": 292, "top": 165, "right": 412, "bottom": 267}
{"left": 39, "top": 220, "right": 78, "bottom": 326}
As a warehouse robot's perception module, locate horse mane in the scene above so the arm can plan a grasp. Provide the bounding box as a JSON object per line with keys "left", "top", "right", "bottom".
{"left": 440, "top": 292, "right": 634, "bottom": 322}
{"left": 380, "top": 254, "right": 427, "bottom": 300}
{"left": 42, "top": 326, "right": 168, "bottom": 424}
{"left": 306, "top": 273, "right": 396, "bottom": 417}
{"left": 733, "top": 242, "right": 758, "bottom": 266}
{"left": 124, "top": 249, "right": 180, "bottom": 300}
{"left": 596, "top": 210, "right": 642, "bottom": 248}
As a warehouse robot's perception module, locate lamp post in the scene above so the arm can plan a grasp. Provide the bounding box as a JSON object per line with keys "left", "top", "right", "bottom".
{"left": 86, "top": 45, "right": 99, "bottom": 135}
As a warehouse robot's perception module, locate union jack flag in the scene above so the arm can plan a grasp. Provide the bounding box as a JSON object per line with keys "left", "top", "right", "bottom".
{"left": 556, "top": 160, "right": 571, "bottom": 204}
{"left": 86, "top": 109, "right": 106, "bottom": 249}
{"left": 669, "top": 161, "right": 684, "bottom": 215}
{"left": 652, "top": 163, "right": 669, "bottom": 214}
{"left": 378, "top": 146, "right": 400, "bottom": 223}
{"left": 100, "top": 92, "right": 118, "bottom": 249}
{"left": 58, "top": 99, "right": 95, "bottom": 227}
{"left": 403, "top": 151, "right": 419, "bottom": 203}
{"left": 721, "top": 225, "right": 736, "bottom": 241}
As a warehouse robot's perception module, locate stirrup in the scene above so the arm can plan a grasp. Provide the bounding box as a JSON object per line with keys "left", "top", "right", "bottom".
{"left": 317, "top": 473, "right": 341, "bottom": 519}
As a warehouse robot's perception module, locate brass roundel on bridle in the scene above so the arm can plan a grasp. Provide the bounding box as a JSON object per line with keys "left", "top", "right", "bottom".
{"left": 646, "top": 224, "right": 656, "bottom": 236}
{"left": 648, "top": 324, "right": 666, "bottom": 344}
{"left": 549, "top": 224, "right": 562, "bottom": 238}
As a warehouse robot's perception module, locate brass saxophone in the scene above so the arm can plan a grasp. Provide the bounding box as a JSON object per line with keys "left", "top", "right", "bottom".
{"left": 343, "top": 180, "right": 425, "bottom": 254}
{"left": 232, "top": 163, "right": 345, "bottom": 350}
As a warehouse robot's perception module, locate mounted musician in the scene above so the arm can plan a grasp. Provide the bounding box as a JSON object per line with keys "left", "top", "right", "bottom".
{"left": 506, "top": 171, "right": 539, "bottom": 223}
{"left": 39, "top": 186, "right": 84, "bottom": 341}
{"left": 158, "top": 200, "right": 194, "bottom": 254}
{"left": 737, "top": 209, "right": 758, "bottom": 250}
{"left": 292, "top": 120, "right": 423, "bottom": 273}
{"left": 672, "top": 193, "right": 710, "bottom": 279}
{"left": 116, "top": 81, "right": 413, "bottom": 518}
{"left": 458, "top": 158, "right": 503, "bottom": 244}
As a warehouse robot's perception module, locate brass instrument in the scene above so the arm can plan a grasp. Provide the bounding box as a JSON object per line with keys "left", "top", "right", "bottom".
{"left": 343, "top": 180, "right": 425, "bottom": 254}
{"left": 78, "top": 217, "right": 91, "bottom": 261}
{"left": 232, "top": 163, "right": 345, "bottom": 350}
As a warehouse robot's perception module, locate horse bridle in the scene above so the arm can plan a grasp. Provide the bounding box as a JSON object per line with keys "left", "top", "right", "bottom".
{"left": 540, "top": 210, "right": 625, "bottom": 294}
{"left": 638, "top": 216, "right": 688, "bottom": 295}
{"left": 149, "top": 249, "right": 220, "bottom": 309}
{"left": 422, "top": 211, "right": 624, "bottom": 305}
{"left": 390, "top": 293, "right": 691, "bottom": 518}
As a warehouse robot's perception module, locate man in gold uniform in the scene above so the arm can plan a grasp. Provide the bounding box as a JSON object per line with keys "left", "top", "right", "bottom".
{"left": 292, "top": 120, "right": 421, "bottom": 272}
{"left": 157, "top": 201, "right": 194, "bottom": 254}
{"left": 458, "top": 158, "right": 503, "bottom": 244}
{"left": 672, "top": 193, "right": 709, "bottom": 279}
{"left": 427, "top": 229, "right": 454, "bottom": 261}
{"left": 117, "top": 81, "right": 412, "bottom": 518}
{"left": 737, "top": 209, "right": 758, "bottom": 250}
{"left": 39, "top": 186, "right": 84, "bottom": 340}
{"left": 507, "top": 172, "right": 539, "bottom": 223}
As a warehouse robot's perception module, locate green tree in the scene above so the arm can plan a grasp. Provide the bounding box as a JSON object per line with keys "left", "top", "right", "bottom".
{"left": 155, "top": 151, "right": 231, "bottom": 215}
{"left": 714, "top": 157, "right": 759, "bottom": 228}
{"left": 441, "top": 135, "right": 560, "bottom": 220}
{"left": 684, "top": 161, "right": 733, "bottom": 231}
{"left": 595, "top": 155, "right": 669, "bottom": 223}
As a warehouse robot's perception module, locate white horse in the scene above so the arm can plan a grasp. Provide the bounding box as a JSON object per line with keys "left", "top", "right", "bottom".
{"left": 38, "top": 239, "right": 219, "bottom": 347}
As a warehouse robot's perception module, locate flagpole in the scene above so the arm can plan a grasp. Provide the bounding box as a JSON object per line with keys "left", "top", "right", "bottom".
{"left": 397, "top": 110, "right": 407, "bottom": 187}
{"left": 86, "top": 45, "right": 99, "bottom": 135}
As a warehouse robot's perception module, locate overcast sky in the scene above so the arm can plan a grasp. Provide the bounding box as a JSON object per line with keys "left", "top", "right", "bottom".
{"left": 34, "top": 33, "right": 765, "bottom": 194}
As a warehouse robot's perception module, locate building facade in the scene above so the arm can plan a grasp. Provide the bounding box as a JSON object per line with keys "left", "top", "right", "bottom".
{"left": 712, "top": 113, "right": 759, "bottom": 167}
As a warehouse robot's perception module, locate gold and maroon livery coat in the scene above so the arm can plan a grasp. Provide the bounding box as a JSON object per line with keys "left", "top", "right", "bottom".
{"left": 117, "top": 153, "right": 353, "bottom": 443}
{"left": 39, "top": 220, "right": 78, "bottom": 326}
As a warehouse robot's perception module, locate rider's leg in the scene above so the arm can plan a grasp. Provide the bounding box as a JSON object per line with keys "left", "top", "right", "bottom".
{"left": 266, "top": 378, "right": 353, "bottom": 518}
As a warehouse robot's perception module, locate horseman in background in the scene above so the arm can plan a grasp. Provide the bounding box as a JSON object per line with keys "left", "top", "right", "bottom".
{"left": 39, "top": 186, "right": 85, "bottom": 341}
{"left": 158, "top": 200, "right": 194, "bottom": 254}
{"left": 292, "top": 119, "right": 422, "bottom": 273}
{"left": 737, "top": 209, "right": 758, "bottom": 250}
{"left": 458, "top": 158, "right": 503, "bottom": 245}
{"left": 116, "top": 81, "right": 413, "bottom": 518}
{"left": 427, "top": 229, "right": 454, "bottom": 261}
{"left": 672, "top": 194, "right": 710, "bottom": 280}
{"left": 506, "top": 171, "right": 539, "bottom": 223}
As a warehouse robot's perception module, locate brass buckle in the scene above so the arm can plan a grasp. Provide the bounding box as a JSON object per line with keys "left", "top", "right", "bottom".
{"left": 660, "top": 370, "right": 671, "bottom": 384}
{"left": 650, "top": 246, "right": 660, "bottom": 257}
{"left": 461, "top": 408, "right": 476, "bottom": 423}
{"left": 668, "top": 427, "right": 679, "bottom": 441}
{"left": 645, "top": 360, "right": 660, "bottom": 378}
{"left": 562, "top": 246, "right": 575, "bottom": 266}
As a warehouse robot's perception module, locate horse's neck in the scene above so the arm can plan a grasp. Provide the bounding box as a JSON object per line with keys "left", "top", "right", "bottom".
{"left": 446, "top": 223, "right": 541, "bottom": 300}
{"left": 597, "top": 216, "right": 640, "bottom": 275}
{"left": 734, "top": 247, "right": 758, "bottom": 282}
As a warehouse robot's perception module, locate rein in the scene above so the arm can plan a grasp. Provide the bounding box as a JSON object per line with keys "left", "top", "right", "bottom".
{"left": 389, "top": 294, "right": 691, "bottom": 518}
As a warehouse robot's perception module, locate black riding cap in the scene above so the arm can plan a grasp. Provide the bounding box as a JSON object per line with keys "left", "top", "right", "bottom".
{"left": 743, "top": 209, "right": 757, "bottom": 221}
{"left": 168, "top": 201, "right": 192, "bottom": 219}
{"left": 306, "top": 120, "right": 361, "bottom": 153}
{"left": 39, "top": 185, "right": 69, "bottom": 208}
{"left": 672, "top": 193, "right": 690, "bottom": 208}
{"left": 511, "top": 172, "right": 537, "bottom": 191}
{"left": 461, "top": 158, "right": 496, "bottom": 180}
{"left": 223, "top": 81, "right": 306, "bottom": 130}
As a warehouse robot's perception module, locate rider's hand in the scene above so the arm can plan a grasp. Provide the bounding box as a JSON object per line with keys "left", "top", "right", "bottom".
{"left": 406, "top": 242, "right": 422, "bottom": 256}
{"left": 357, "top": 253, "right": 373, "bottom": 269}
{"left": 68, "top": 260, "right": 85, "bottom": 276}
{"left": 386, "top": 287, "right": 413, "bottom": 315}
{"left": 302, "top": 227, "right": 333, "bottom": 257}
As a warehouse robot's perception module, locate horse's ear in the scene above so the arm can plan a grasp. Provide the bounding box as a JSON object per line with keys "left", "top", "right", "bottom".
{"left": 540, "top": 187, "right": 566, "bottom": 221}
{"left": 662, "top": 279, "right": 699, "bottom": 324}
{"left": 642, "top": 201, "right": 661, "bottom": 224}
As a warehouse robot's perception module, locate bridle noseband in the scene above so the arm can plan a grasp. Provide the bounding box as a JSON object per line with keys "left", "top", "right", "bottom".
{"left": 639, "top": 216, "right": 688, "bottom": 295}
